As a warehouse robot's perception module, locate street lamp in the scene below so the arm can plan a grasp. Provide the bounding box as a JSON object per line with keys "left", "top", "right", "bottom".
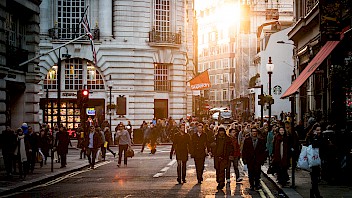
{"left": 277, "top": 40, "right": 297, "bottom": 188}
{"left": 108, "top": 75, "right": 113, "bottom": 134}
{"left": 57, "top": 46, "right": 71, "bottom": 128}
{"left": 266, "top": 57, "right": 274, "bottom": 130}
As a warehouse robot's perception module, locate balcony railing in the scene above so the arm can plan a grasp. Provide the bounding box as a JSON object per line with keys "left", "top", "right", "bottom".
{"left": 48, "top": 27, "right": 100, "bottom": 40}
{"left": 154, "top": 80, "right": 171, "bottom": 92}
{"left": 6, "top": 45, "right": 28, "bottom": 72}
{"left": 149, "top": 29, "right": 181, "bottom": 45}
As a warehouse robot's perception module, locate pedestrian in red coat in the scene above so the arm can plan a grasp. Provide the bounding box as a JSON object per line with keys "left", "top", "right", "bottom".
{"left": 242, "top": 127, "right": 267, "bottom": 191}
{"left": 272, "top": 126, "right": 290, "bottom": 186}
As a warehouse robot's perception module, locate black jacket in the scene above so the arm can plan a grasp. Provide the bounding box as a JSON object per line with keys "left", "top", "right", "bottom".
{"left": 190, "top": 132, "right": 210, "bottom": 158}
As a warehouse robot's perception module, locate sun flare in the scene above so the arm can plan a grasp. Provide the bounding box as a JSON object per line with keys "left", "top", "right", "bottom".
{"left": 214, "top": 2, "right": 242, "bottom": 30}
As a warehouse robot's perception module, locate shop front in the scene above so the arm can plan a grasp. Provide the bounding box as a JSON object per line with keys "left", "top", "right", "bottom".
{"left": 40, "top": 98, "right": 105, "bottom": 132}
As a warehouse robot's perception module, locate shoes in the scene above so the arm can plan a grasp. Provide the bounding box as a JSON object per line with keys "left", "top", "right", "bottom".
{"left": 60, "top": 165, "right": 66, "bottom": 168}
{"left": 177, "top": 179, "right": 181, "bottom": 184}
{"left": 236, "top": 178, "right": 243, "bottom": 182}
{"left": 117, "top": 164, "right": 121, "bottom": 167}
{"left": 183, "top": 180, "right": 187, "bottom": 183}
{"left": 226, "top": 179, "right": 231, "bottom": 183}
{"left": 113, "top": 153, "right": 116, "bottom": 158}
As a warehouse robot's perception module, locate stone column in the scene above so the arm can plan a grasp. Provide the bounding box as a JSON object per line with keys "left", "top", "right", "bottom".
{"left": 99, "top": 0, "right": 113, "bottom": 38}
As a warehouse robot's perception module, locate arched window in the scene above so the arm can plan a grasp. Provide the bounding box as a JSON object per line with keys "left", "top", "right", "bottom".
{"left": 44, "top": 66, "right": 58, "bottom": 90}
{"left": 43, "top": 58, "right": 105, "bottom": 90}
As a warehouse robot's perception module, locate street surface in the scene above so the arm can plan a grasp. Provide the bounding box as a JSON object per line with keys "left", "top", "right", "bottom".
{"left": 2, "top": 145, "right": 282, "bottom": 198}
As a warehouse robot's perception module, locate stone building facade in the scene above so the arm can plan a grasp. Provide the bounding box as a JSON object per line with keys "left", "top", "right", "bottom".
{"left": 0, "top": 0, "right": 42, "bottom": 133}
{"left": 39, "top": 0, "right": 195, "bottom": 130}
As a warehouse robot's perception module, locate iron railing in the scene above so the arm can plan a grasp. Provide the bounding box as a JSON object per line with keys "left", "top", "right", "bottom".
{"left": 48, "top": 27, "right": 100, "bottom": 40}
{"left": 149, "top": 29, "right": 181, "bottom": 44}
{"left": 6, "top": 45, "right": 28, "bottom": 71}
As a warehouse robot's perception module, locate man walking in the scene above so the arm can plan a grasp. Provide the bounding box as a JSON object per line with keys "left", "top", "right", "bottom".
{"left": 213, "top": 126, "right": 233, "bottom": 190}
{"left": 85, "top": 126, "right": 102, "bottom": 169}
{"left": 170, "top": 123, "right": 190, "bottom": 184}
{"left": 190, "top": 123, "right": 211, "bottom": 184}
{"left": 242, "top": 127, "right": 267, "bottom": 191}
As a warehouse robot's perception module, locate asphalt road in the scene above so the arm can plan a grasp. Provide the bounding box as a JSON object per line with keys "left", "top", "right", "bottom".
{"left": 4, "top": 145, "right": 283, "bottom": 198}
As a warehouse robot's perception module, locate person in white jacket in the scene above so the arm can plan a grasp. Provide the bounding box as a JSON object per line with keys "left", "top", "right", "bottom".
{"left": 115, "top": 124, "right": 132, "bottom": 167}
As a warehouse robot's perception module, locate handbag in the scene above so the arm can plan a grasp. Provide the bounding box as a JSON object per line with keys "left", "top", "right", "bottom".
{"left": 126, "top": 147, "right": 134, "bottom": 158}
{"left": 307, "top": 145, "right": 321, "bottom": 167}
{"left": 297, "top": 146, "right": 310, "bottom": 170}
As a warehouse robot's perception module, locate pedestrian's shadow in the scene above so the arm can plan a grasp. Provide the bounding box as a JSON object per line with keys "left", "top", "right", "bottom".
{"left": 184, "top": 183, "right": 202, "bottom": 198}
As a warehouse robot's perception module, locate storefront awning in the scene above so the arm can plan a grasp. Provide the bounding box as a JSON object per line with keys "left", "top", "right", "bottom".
{"left": 281, "top": 40, "right": 340, "bottom": 99}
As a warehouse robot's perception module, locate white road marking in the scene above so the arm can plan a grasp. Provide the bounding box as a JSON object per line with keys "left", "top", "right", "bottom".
{"left": 261, "top": 180, "right": 275, "bottom": 198}
{"left": 153, "top": 159, "right": 176, "bottom": 178}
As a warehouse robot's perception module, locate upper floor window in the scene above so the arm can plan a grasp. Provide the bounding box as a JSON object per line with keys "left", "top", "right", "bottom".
{"left": 57, "top": 0, "right": 86, "bottom": 39}
{"left": 154, "top": 0, "right": 171, "bottom": 40}
{"left": 154, "top": 63, "right": 171, "bottom": 92}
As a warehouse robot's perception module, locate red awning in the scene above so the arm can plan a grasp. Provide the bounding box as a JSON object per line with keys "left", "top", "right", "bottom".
{"left": 281, "top": 40, "right": 340, "bottom": 98}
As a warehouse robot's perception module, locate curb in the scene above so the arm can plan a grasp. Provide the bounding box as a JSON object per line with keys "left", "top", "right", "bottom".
{"left": 261, "top": 165, "right": 303, "bottom": 198}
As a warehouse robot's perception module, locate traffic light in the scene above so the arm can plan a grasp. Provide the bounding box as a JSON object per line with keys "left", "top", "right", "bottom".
{"left": 258, "top": 94, "right": 265, "bottom": 106}
{"left": 77, "top": 89, "right": 89, "bottom": 107}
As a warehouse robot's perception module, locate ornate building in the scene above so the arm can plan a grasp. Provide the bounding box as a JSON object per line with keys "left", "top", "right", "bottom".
{"left": 39, "top": 0, "right": 196, "bottom": 129}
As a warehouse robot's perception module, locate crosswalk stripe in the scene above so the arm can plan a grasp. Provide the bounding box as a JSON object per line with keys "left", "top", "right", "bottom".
{"left": 261, "top": 180, "right": 275, "bottom": 198}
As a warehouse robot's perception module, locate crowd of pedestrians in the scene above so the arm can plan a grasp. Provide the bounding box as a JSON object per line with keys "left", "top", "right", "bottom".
{"left": 1, "top": 112, "right": 343, "bottom": 198}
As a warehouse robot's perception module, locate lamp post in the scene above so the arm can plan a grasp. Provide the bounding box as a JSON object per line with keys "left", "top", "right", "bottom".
{"left": 108, "top": 76, "right": 113, "bottom": 134}
{"left": 277, "top": 40, "right": 297, "bottom": 188}
{"left": 266, "top": 57, "right": 274, "bottom": 131}
{"left": 52, "top": 46, "right": 70, "bottom": 173}
{"left": 57, "top": 46, "right": 71, "bottom": 128}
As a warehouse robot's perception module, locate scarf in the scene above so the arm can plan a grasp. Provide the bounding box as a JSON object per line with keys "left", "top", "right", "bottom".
{"left": 17, "top": 135, "right": 27, "bottom": 162}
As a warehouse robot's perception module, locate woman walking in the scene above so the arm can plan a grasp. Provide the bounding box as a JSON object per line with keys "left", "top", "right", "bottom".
{"left": 104, "top": 127, "right": 116, "bottom": 158}
{"left": 272, "top": 126, "right": 290, "bottom": 186}
{"left": 306, "top": 123, "right": 324, "bottom": 198}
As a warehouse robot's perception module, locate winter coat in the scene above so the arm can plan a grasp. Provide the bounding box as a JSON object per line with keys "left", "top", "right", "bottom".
{"left": 38, "top": 134, "right": 50, "bottom": 157}
{"left": 213, "top": 134, "right": 234, "bottom": 169}
{"left": 242, "top": 136, "right": 267, "bottom": 170}
{"left": 266, "top": 130, "right": 274, "bottom": 156}
{"left": 230, "top": 135, "right": 241, "bottom": 158}
{"left": 190, "top": 132, "right": 210, "bottom": 159}
{"left": 272, "top": 134, "right": 290, "bottom": 169}
{"left": 171, "top": 132, "right": 191, "bottom": 161}
{"left": 55, "top": 131, "right": 70, "bottom": 155}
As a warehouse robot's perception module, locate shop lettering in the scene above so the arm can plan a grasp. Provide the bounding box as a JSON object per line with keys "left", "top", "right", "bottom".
{"left": 62, "top": 93, "right": 77, "bottom": 97}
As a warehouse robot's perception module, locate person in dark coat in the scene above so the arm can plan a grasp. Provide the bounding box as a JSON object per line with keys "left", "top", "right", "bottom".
{"left": 170, "top": 123, "right": 191, "bottom": 184}
{"left": 190, "top": 123, "right": 211, "bottom": 184}
{"left": 306, "top": 123, "right": 324, "bottom": 198}
{"left": 213, "top": 126, "right": 234, "bottom": 190}
{"left": 242, "top": 127, "right": 267, "bottom": 191}
{"left": 104, "top": 127, "right": 116, "bottom": 158}
{"left": 1, "top": 126, "right": 17, "bottom": 178}
{"left": 55, "top": 126, "right": 71, "bottom": 168}
{"left": 27, "top": 126, "right": 39, "bottom": 173}
{"left": 85, "top": 125, "right": 103, "bottom": 169}
{"left": 38, "top": 128, "right": 50, "bottom": 167}
{"left": 272, "top": 126, "right": 290, "bottom": 186}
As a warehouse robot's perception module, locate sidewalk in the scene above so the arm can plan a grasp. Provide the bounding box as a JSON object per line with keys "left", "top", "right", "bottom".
{"left": 261, "top": 162, "right": 352, "bottom": 198}
{"left": 0, "top": 141, "right": 90, "bottom": 196}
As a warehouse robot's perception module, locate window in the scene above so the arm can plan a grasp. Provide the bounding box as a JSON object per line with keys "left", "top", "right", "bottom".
{"left": 216, "top": 74, "right": 222, "bottom": 84}
{"left": 57, "top": 0, "right": 86, "bottom": 39}
{"left": 154, "top": 0, "right": 171, "bottom": 41}
{"left": 223, "top": 73, "right": 230, "bottom": 83}
{"left": 223, "top": 89, "right": 228, "bottom": 100}
{"left": 65, "top": 58, "right": 83, "bottom": 90}
{"left": 87, "top": 63, "right": 104, "bottom": 90}
{"left": 223, "top": 58, "right": 229, "bottom": 68}
{"left": 216, "top": 90, "right": 221, "bottom": 101}
{"left": 209, "top": 75, "right": 215, "bottom": 85}
{"left": 44, "top": 58, "right": 104, "bottom": 90}
{"left": 154, "top": 63, "right": 170, "bottom": 92}
{"left": 44, "top": 67, "right": 58, "bottom": 90}
{"left": 210, "top": 90, "right": 215, "bottom": 101}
